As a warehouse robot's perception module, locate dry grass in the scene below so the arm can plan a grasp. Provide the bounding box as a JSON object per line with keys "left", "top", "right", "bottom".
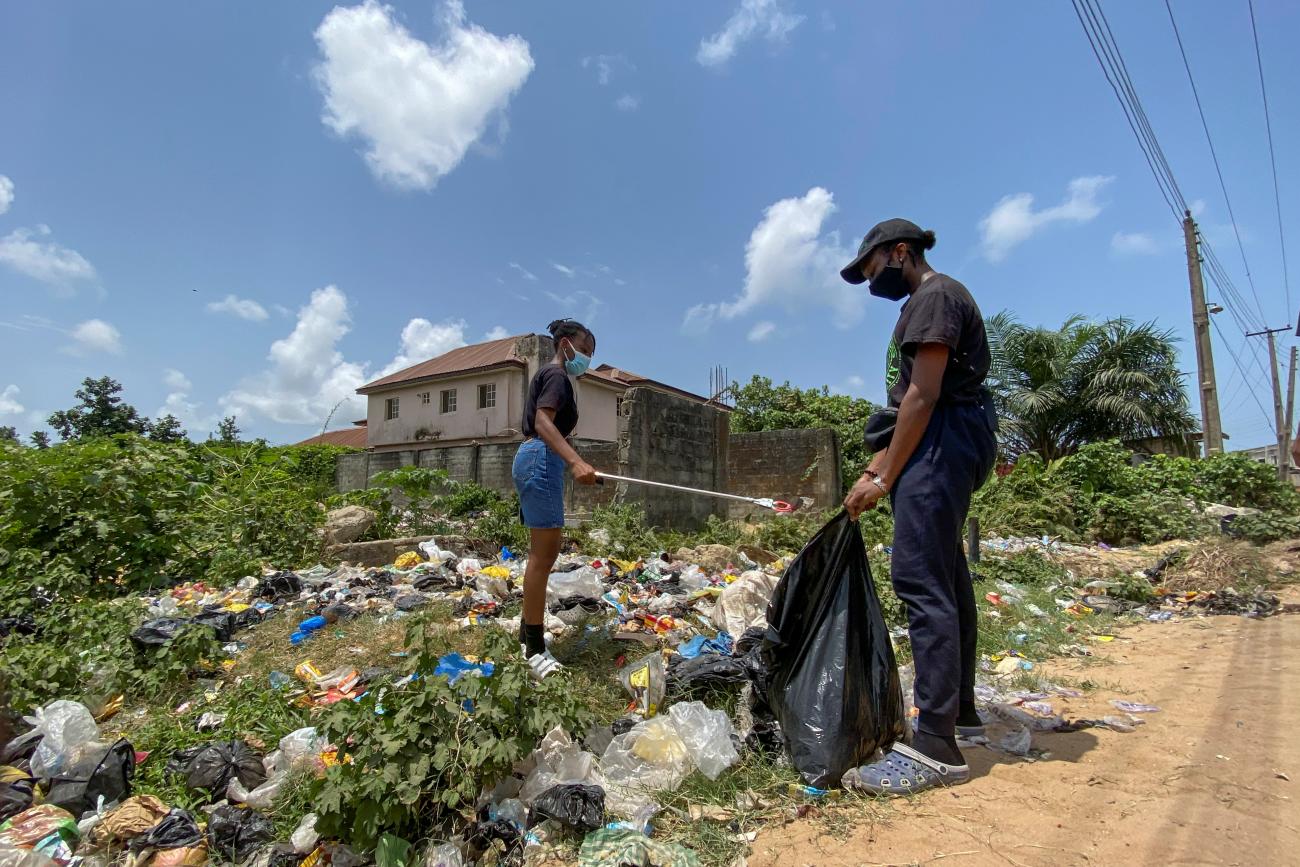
{"left": 1159, "top": 539, "right": 1269, "bottom": 593}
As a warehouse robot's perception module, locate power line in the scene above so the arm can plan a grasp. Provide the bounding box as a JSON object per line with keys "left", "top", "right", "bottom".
{"left": 1210, "top": 317, "right": 1274, "bottom": 428}
{"left": 1164, "top": 0, "right": 1269, "bottom": 328}
{"left": 1246, "top": 0, "right": 1291, "bottom": 321}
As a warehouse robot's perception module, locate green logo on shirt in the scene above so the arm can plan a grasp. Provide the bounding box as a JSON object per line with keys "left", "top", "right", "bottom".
{"left": 885, "top": 337, "right": 900, "bottom": 393}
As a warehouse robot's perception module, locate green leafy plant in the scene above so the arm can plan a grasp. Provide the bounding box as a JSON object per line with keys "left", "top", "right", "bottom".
{"left": 311, "top": 620, "right": 592, "bottom": 849}
{"left": 586, "top": 503, "right": 661, "bottom": 559}
{"left": 1226, "top": 510, "right": 1300, "bottom": 544}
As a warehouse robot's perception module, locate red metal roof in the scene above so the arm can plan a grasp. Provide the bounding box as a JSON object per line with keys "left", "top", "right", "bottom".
{"left": 357, "top": 334, "right": 528, "bottom": 393}
{"left": 294, "top": 427, "right": 369, "bottom": 448}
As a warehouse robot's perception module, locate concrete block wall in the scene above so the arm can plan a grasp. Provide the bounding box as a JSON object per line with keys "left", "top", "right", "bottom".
{"left": 566, "top": 439, "right": 620, "bottom": 515}
{"left": 616, "top": 387, "right": 729, "bottom": 529}
{"left": 726, "top": 428, "right": 841, "bottom": 519}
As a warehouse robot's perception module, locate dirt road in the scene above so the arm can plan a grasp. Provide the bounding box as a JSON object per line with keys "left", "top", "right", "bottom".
{"left": 750, "top": 602, "right": 1300, "bottom": 866}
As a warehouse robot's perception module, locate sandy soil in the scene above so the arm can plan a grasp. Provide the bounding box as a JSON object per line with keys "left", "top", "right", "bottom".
{"left": 749, "top": 595, "right": 1300, "bottom": 866}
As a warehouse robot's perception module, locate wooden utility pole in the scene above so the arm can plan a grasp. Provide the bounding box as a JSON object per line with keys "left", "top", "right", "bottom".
{"left": 1286, "top": 346, "right": 1298, "bottom": 481}
{"left": 1247, "top": 326, "right": 1291, "bottom": 481}
{"left": 1183, "top": 211, "right": 1224, "bottom": 455}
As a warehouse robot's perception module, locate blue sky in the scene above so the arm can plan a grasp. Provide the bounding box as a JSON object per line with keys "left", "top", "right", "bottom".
{"left": 1, "top": 0, "right": 1295, "bottom": 449}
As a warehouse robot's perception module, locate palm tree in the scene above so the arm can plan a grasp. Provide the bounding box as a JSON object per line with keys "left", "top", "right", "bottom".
{"left": 987, "top": 313, "right": 1198, "bottom": 460}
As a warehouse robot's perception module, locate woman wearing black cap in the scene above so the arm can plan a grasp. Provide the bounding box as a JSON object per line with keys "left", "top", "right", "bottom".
{"left": 837, "top": 219, "right": 997, "bottom": 794}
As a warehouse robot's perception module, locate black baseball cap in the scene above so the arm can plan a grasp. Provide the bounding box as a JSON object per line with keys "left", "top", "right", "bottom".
{"left": 840, "top": 218, "right": 927, "bottom": 284}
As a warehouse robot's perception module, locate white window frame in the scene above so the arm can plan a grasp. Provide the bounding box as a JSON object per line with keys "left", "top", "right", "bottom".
{"left": 420, "top": 391, "right": 431, "bottom": 406}
{"left": 440, "top": 389, "right": 458, "bottom": 414}
{"left": 478, "top": 382, "right": 496, "bottom": 409}
{"left": 385, "top": 397, "right": 400, "bottom": 420}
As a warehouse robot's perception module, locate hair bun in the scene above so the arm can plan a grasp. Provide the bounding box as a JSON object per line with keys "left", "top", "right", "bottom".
{"left": 546, "top": 319, "right": 565, "bottom": 336}
{"left": 920, "top": 229, "right": 937, "bottom": 251}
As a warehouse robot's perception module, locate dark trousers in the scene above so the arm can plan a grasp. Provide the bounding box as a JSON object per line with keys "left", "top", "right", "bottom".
{"left": 889, "top": 401, "right": 997, "bottom": 738}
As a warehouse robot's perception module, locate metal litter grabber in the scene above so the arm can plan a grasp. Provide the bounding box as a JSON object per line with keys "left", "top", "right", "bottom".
{"left": 594, "top": 472, "right": 797, "bottom": 513}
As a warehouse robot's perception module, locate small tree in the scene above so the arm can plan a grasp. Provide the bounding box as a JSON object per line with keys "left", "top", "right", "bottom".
{"left": 215, "top": 415, "right": 241, "bottom": 444}
{"left": 47, "top": 377, "right": 150, "bottom": 441}
{"left": 29, "top": 431, "right": 50, "bottom": 449}
{"left": 148, "top": 414, "right": 188, "bottom": 443}
{"left": 0, "top": 426, "right": 17, "bottom": 443}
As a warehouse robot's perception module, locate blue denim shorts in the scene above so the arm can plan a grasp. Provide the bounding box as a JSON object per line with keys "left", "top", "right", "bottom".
{"left": 513, "top": 438, "right": 566, "bottom": 529}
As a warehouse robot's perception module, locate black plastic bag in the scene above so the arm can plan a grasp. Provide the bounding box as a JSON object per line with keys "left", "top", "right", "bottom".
{"left": 323, "top": 844, "right": 369, "bottom": 867}
{"left": 130, "top": 809, "right": 203, "bottom": 851}
{"left": 394, "top": 593, "right": 429, "bottom": 611}
{"left": 255, "top": 571, "right": 302, "bottom": 601}
{"left": 190, "top": 608, "right": 238, "bottom": 642}
{"left": 208, "top": 805, "right": 276, "bottom": 863}
{"left": 165, "top": 745, "right": 206, "bottom": 777}
{"left": 666, "top": 654, "right": 753, "bottom": 696}
{"left": 249, "top": 843, "right": 304, "bottom": 867}
{"left": 0, "top": 776, "right": 34, "bottom": 823}
{"left": 0, "top": 729, "right": 42, "bottom": 773}
{"left": 733, "top": 625, "right": 767, "bottom": 656}
{"left": 0, "top": 613, "right": 40, "bottom": 639}
{"left": 46, "top": 738, "right": 136, "bottom": 818}
{"left": 131, "top": 617, "right": 189, "bottom": 649}
{"left": 184, "top": 740, "right": 266, "bottom": 797}
{"left": 761, "top": 511, "right": 905, "bottom": 788}
{"left": 531, "top": 784, "right": 605, "bottom": 832}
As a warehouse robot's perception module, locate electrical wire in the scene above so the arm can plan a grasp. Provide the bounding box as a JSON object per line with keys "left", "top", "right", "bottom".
{"left": 1246, "top": 0, "right": 1292, "bottom": 322}
{"left": 1164, "top": 0, "right": 1269, "bottom": 327}
{"left": 1210, "top": 317, "right": 1275, "bottom": 428}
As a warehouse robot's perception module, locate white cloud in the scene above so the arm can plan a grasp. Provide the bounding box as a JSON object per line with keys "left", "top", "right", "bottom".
{"left": 206, "top": 294, "right": 270, "bottom": 322}
{"left": 483, "top": 325, "right": 510, "bottom": 341}
{"left": 222, "top": 286, "right": 370, "bottom": 425}
{"left": 509, "top": 261, "right": 538, "bottom": 281}
{"left": 697, "top": 0, "right": 803, "bottom": 68}
{"left": 1190, "top": 198, "right": 1207, "bottom": 218}
{"left": 614, "top": 93, "right": 640, "bottom": 112}
{"left": 683, "top": 187, "right": 858, "bottom": 334}
{"left": 830, "top": 374, "right": 867, "bottom": 396}
{"left": 164, "top": 368, "right": 192, "bottom": 391}
{"left": 551, "top": 262, "right": 576, "bottom": 278}
{"left": 0, "top": 385, "right": 24, "bottom": 415}
{"left": 378, "top": 317, "right": 469, "bottom": 377}
{"left": 313, "top": 0, "right": 534, "bottom": 191}
{"left": 545, "top": 289, "right": 603, "bottom": 324}
{"left": 0, "top": 175, "right": 13, "bottom": 215}
{"left": 0, "top": 225, "right": 97, "bottom": 291}
{"left": 978, "top": 175, "right": 1114, "bottom": 262}
{"left": 581, "top": 53, "right": 632, "bottom": 86}
{"left": 66, "top": 319, "right": 122, "bottom": 355}
{"left": 1111, "top": 231, "right": 1160, "bottom": 256}
{"left": 747, "top": 321, "right": 776, "bottom": 342}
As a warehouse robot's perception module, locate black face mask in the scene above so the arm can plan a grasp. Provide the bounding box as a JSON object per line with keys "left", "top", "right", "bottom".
{"left": 868, "top": 259, "right": 909, "bottom": 301}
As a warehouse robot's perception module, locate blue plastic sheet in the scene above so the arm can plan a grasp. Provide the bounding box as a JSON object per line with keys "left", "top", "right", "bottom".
{"left": 676, "top": 631, "right": 734, "bottom": 659}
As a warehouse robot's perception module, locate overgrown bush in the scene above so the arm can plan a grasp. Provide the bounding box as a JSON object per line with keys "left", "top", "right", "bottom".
{"left": 587, "top": 503, "right": 661, "bottom": 559}
{"left": 1227, "top": 510, "right": 1300, "bottom": 544}
{"left": 975, "top": 550, "right": 1068, "bottom": 587}
{"left": 311, "top": 619, "right": 592, "bottom": 849}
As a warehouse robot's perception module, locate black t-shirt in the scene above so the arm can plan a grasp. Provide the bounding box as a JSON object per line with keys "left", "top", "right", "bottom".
{"left": 886, "top": 273, "right": 990, "bottom": 408}
{"left": 523, "top": 365, "right": 579, "bottom": 438}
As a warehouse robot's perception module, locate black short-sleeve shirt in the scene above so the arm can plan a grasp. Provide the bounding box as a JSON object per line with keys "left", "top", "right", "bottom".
{"left": 523, "top": 365, "right": 579, "bottom": 438}
{"left": 885, "top": 273, "right": 990, "bottom": 408}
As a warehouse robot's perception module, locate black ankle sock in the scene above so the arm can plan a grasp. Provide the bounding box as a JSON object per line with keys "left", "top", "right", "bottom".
{"left": 957, "top": 701, "right": 982, "bottom": 728}
{"left": 523, "top": 623, "right": 546, "bottom": 658}
{"left": 912, "top": 731, "right": 964, "bottom": 766}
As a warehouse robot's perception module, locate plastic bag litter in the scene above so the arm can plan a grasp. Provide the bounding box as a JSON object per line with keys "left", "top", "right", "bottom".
{"left": 762, "top": 511, "right": 906, "bottom": 789}
{"left": 254, "top": 571, "right": 302, "bottom": 602}
{"left": 93, "top": 795, "right": 169, "bottom": 844}
{"left": 290, "top": 814, "right": 318, "bottom": 855}
{"left": 665, "top": 654, "right": 751, "bottom": 696}
{"left": 667, "top": 702, "right": 738, "bottom": 780}
{"left": 531, "top": 784, "right": 605, "bottom": 832}
{"left": 0, "top": 849, "right": 58, "bottom": 867}
{"left": 516, "top": 728, "right": 602, "bottom": 807}
{"left": 129, "top": 618, "right": 189, "bottom": 650}
{"left": 189, "top": 608, "right": 238, "bottom": 642}
{"left": 128, "top": 809, "right": 203, "bottom": 852}
{"left": 45, "top": 738, "right": 135, "bottom": 819}
{"left": 577, "top": 828, "right": 700, "bottom": 867}
{"left": 227, "top": 772, "right": 286, "bottom": 811}
{"left": 0, "top": 805, "right": 79, "bottom": 862}
{"left": 423, "top": 842, "right": 464, "bottom": 867}
{"left": 0, "top": 776, "right": 34, "bottom": 825}
{"left": 710, "top": 570, "right": 779, "bottom": 638}
{"left": 0, "top": 731, "right": 43, "bottom": 775}
{"left": 677, "top": 566, "right": 710, "bottom": 592}
{"left": 24, "top": 701, "right": 99, "bottom": 780}
{"left": 988, "top": 703, "right": 1062, "bottom": 733}
{"left": 207, "top": 805, "right": 275, "bottom": 864}
{"left": 278, "top": 729, "right": 327, "bottom": 772}
{"left": 600, "top": 717, "right": 693, "bottom": 818}
{"left": 998, "top": 727, "right": 1033, "bottom": 756}
{"left": 456, "top": 558, "right": 483, "bottom": 577}
{"left": 618, "top": 652, "right": 666, "bottom": 717}
{"left": 545, "top": 567, "right": 604, "bottom": 604}
{"left": 183, "top": 740, "right": 266, "bottom": 796}
{"left": 394, "top": 551, "right": 422, "bottom": 571}
{"left": 418, "top": 541, "right": 457, "bottom": 564}
{"left": 675, "top": 633, "right": 733, "bottom": 659}
{"left": 246, "top": 842, "right": 302, "bottom": 867}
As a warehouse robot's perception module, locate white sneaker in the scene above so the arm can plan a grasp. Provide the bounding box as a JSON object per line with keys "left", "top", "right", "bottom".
{"left": 527, "top": 649, "right": 564, "bottom": 679}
